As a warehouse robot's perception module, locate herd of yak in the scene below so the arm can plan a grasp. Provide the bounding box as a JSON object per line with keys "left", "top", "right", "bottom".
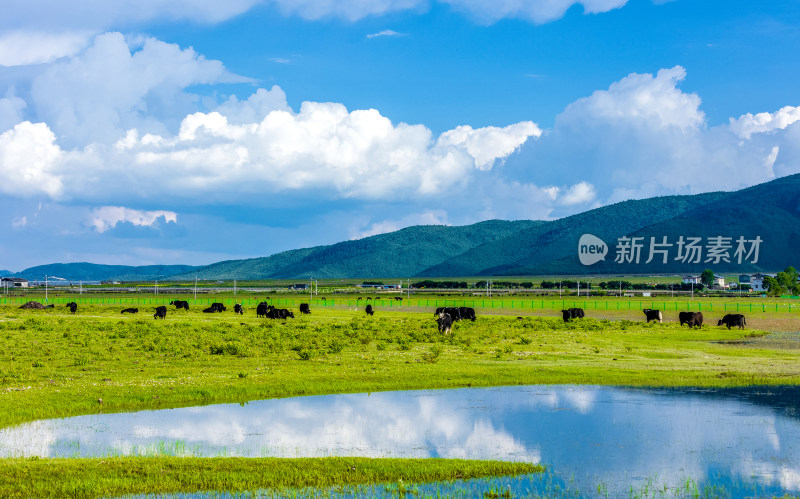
{"left": 561, "top": 307, "right": 746, "bottom": 330}
{"left": 19, "top": 299, "right": 747, "bottom": 331}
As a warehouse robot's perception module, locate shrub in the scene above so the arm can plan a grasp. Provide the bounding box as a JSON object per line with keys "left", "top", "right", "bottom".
{"left": 328, "top": 339, "right": 344, "bottom": 354}
{"left": 421, "top": 344, "right": 443, "bottom": 363}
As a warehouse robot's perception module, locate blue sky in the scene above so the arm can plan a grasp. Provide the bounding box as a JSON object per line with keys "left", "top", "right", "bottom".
{"left": 1, "top": 0, "right": 799, "bottom": 271}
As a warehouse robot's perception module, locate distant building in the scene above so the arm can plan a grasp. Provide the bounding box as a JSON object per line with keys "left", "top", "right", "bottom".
{"left": 681, "top": 276, "right": 700, "bottom": 285}
{"left": 1, "top": 277, "right": 28, "bottom": 288}
{"left": 739, "top": 274, "right": 752, "bottom": 284}
{"left": 713, "top": 275, "right": 727, "bottom": 289}
{"left": 289, "top": 284, "right": 309, "bottom": 290}
{"left": 750, "top": 273, "right": 776, "bottom": 293}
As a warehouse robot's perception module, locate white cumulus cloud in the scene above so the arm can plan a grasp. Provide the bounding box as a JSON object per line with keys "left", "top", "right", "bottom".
{"left": 561, "top": 65, "right": 704, "bottom": 131}
{"left": 0, "top": 30, "right": 94, "bottom": 67}
{"left": 437, "top": 122, "right": 542, "bottom": 170}
{"left": 0, "top": 90, "right": 26, "bottom": 132}
{"left": 30, "top": 32, "right": 248, "bottom": 146}
{"left": 213, "top": 86, "right": 291, "bottom": 125}
{"left": 512, "top": 65, "right": 800, "bottom": 207}
{"left": 88, "top": 206, "right": 177, "bottom": 233}
{"left": 0, "top": 121, "right": 63, "bottom": 198}
{"left": 102, "top": 100, "right": 541, "bottom": 203}
{"left": 728, "top": 106, "right": 800, "bottom": 140}
{"left": 558, "top": 181, "right": 596, "bottom": 205}
{"left": 0, "top": 78, "right": 542, "bottom": 207}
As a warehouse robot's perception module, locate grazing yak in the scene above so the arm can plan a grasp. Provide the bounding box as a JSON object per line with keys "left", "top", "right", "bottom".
{"left": 170, "top": 300, "right": 189, "bottom": 311}
{"left": 209, "top": 302, "right": 226, "bottom": 312}
{"left": 643, "top": 309, "right": 663, "bottom": 323}
{"left": 434, "top": 307, "right": 462, "bottom": 321}
{"left": 121, "top": 308, "right": 138, "bottom": 314}
{"left": 718, "top": 314, "right": 746, "bottom": 329}
{"left": 394, "top": 296, "right": 403, "bottom": 301}
{"left": 679, "top": 311, "right": 704, "bottom": 328}
{"left": 437, "top": 312, "right": 453, "bottom": 335}
{"left": 234, "top": 304, "right": 244, "bottom": 315}
{"left": 365, "top": 304, "right": 374, "bottom": 316}
{"left": 154, "top": 306, "right": 167, "bottom": 319}
{"left": 259, "top": 305, "right": 293, "bottom": 319}
{"left": 202, "top": 307, "right": 216, "bottom": 313}
{"left": 458, "top": 306, "right": 477, "bottom": 321}
{"left": 299, "top": 303, "right": 311, "bottom": 314}
{"left": 45, "top": 304, "right": 55, "bottom": 309}
{"left": 561, "top": 308, "right": 584, "bottom": 322}
{"left": 66, "top": 302, "right": 78, "bottom": 314}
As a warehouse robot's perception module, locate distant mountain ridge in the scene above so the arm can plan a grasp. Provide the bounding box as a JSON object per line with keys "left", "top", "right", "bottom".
{"left": 13, "top": 263, "right": 199, "bottom": 282}
{"left": 8, "top": 174, "right": 800, "bottom": 280}
{"left": 168, "top": 220, "right": 543, "bottom": 280}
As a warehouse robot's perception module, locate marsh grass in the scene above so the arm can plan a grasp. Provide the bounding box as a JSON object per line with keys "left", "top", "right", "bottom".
{"left": 0, "top": 457, "right": 540, "bottom": 498}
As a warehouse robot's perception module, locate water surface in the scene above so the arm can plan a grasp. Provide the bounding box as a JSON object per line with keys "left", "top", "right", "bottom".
{"left": 3, "top": 385, "right": 799, "bottom": 497}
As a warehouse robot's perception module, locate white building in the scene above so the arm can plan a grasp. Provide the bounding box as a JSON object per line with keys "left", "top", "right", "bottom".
{"left": 681, "top": 275, "right": 700, "bottom": 285}
{"left": 1, "top": 277, "right": 28, "bottom": 288}
{"left": 749, "top": 273, "right": 776, "bottom": 292}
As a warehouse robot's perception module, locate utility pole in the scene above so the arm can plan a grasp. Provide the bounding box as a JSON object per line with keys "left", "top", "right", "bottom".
{"left": 234, "top": 279, "right": 237, "bottom": 297}
{"left": 194, "top": 276, "right": 197, "bottom": 303}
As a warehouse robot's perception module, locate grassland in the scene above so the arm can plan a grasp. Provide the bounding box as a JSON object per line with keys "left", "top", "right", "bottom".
{"left": 1, "top": 299, "right": 798, "bottom": 497}
{"left": 0, "top": 457, "right": 540, "bottom": 498}
{"left": 1, "top": 302, "right": 798, "bottom": 428}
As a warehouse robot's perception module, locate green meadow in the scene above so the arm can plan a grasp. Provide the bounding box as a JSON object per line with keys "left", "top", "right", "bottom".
{"left": 1, "top": 296, "right": 798, "bottom": 497}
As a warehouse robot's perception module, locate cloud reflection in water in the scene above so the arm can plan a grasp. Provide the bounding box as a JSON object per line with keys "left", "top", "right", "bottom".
{"left": 1, "top": 385, "right": 799, "bottom": 496}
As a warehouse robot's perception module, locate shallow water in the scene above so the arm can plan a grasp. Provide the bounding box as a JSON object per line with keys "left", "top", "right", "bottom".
{"left": 3, "top": 385, "right": 800, "bottom": 497}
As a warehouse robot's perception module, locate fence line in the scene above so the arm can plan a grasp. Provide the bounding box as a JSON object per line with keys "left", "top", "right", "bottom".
{"left": 0, "top": 296, "right": 796, "bottom": 314}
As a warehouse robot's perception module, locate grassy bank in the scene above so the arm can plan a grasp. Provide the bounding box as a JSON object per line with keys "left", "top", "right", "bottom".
{"left": 0, "top": 457, "right": 541, "bottom": 498}
{"left": 1, "top": 305, "right": 798, "bottom": 428}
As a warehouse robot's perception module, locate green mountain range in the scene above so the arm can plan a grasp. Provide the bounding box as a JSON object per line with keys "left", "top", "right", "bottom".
{"left": 168, "top": 220, "right": 543, "bottom": 280}
{"left": 8, "top": 174, "right": 799, "bottom": 280}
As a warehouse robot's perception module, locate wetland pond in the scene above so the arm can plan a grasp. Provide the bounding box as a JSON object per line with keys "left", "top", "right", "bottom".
{"left": 3, "top": 385, "right": 800, "bottom": 497}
